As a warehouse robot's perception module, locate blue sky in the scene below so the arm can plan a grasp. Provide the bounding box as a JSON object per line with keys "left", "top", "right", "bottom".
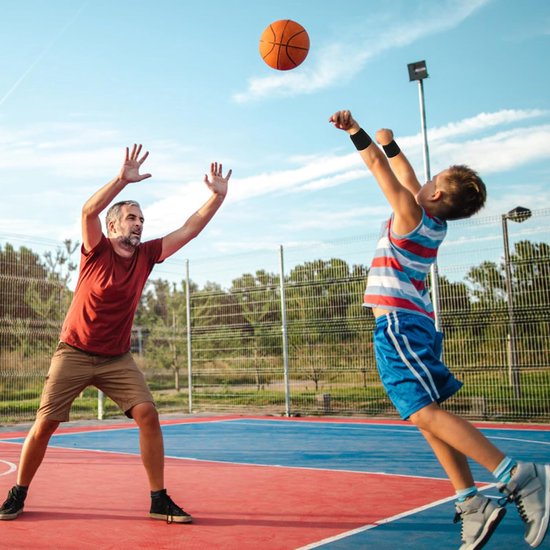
{"left": 0, "top": 0, "right": 549, "bottom": 268}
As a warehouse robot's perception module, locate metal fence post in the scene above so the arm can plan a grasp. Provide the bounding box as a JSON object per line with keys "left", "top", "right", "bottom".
{"left": 279, "top": 245, "right": 291, "bottom": 417}
{"left": 97, "top": 389, "right": 104, "bottom": 420}
{"left": 185, "top": 259, "right": 193, "bottom": 413}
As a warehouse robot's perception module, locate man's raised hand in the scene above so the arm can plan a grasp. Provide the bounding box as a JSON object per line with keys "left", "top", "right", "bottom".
{"left": 204, "top": 162, "right": 231, "bottom": 197}
{"left": 119, "top": 144, "right": 152, "bottom": 184}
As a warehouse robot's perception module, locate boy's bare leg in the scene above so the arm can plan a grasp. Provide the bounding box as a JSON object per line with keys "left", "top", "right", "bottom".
{"left": 410, "top": 403, "right": 505, "bottom": 473}
{"left": 419, "top": 428, "right": 475, "bottom": 490}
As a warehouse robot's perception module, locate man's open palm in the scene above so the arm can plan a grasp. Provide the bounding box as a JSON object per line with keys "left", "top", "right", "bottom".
{"left": 120, "top": 144, "right": 152, "bottom": 183}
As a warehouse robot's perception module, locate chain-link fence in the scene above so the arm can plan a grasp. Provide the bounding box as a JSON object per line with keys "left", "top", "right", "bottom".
{"left": 1, "top": 209, "right": 549, "bottom": 424}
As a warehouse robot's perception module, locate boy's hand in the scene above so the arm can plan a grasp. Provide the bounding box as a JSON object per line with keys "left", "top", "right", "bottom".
{"left": 329, "top": 110, "right": 361, "bottom": 134}
{"left": 375, "top": 129, "right": 394, "bottom": 146}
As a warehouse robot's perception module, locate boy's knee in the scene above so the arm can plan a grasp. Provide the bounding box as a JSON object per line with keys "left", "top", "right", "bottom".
{"left": 409, "top": 403, "right": 437, "bottom": 429}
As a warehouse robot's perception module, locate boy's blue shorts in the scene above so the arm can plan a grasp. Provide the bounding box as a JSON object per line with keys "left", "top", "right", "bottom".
{"left": 373, "top": 310, "right": 463, "bottom": 420}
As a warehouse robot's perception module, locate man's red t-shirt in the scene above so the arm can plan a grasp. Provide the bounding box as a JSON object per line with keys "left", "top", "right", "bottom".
{"left": 60, "top": 234, "right": 163, "bottom": 355}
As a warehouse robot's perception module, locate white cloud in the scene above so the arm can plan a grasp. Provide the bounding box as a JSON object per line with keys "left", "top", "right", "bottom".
{"left": 233, "top": 0, "right": 491, "bottom": 103}
{"left": 139, "top": 110, "right": 550, "bottom": 237}
{"left": 2, "top": 105, "right": 548, "bottom": 244}
{"left": 430, "top": 124, "right": 550, "bottom": 174}
{"left": 428, "top": 109, "right": 548, "bottom": 141}
{"left": 282, "top": 205, "right": 389, "bottom": 231}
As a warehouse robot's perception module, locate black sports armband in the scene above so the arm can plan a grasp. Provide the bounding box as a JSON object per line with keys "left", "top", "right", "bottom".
{"left": 382, "top": 140, "right": 401, "bottom": 158}
{"left": 350, "top": 129, "right": 372, "bottom": 151}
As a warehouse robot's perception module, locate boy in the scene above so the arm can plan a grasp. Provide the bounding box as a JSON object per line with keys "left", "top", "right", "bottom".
{"left": 329, "top": 109, "right": 549, "bottom": 549}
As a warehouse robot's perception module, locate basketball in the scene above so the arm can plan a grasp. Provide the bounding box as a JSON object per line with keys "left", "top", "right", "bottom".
{"left": 259, "top": 19, "right": 310, "bottom": 71}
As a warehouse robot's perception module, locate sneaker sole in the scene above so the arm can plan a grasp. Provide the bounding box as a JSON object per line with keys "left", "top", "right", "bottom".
{"left": 0, "top": 509, "right": 24, "bottom": 521}
{"left": 529, "top": 464, "right": 550, "bottom": 548}
{"left": 149, "top": 512, "right": 193, "bottom": 523}
{"left": 468, "top": 505, "right": 507, "bottom": 550}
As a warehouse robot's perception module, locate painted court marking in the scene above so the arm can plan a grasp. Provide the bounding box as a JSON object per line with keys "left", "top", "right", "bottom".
{"left": 295, "top": 483, "right": 497, "bottom": 549}
{"left": 0, "top": 458, "right": 16, "bottom": 476}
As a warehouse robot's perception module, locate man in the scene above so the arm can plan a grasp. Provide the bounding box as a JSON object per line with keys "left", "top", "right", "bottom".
{"left": 1, "top": 144, "right": 231, "bottom": 523}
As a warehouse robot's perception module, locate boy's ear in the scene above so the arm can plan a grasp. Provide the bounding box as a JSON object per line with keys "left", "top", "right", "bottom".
{"left": 431, "top": 189, "right": 442, "bottom": 201}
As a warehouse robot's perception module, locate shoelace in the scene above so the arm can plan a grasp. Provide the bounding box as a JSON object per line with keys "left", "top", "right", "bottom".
{"left": 164, "top": 496, "right": 181, "bottom": 525}
{"left": 498, "top": 491, "right": 527, "bottom": 523}
{"left": 452, "top": 509, "right": 466, "bottom": 541}
{"left": 453, "top": 510, "right": 463, "bottom": 524}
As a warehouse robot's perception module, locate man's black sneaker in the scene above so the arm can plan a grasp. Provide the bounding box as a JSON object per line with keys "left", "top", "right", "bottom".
{"left": 0, "top": 486, "right": 26, "bottom": 520}
{"left": 150, "top": 489, "right": 193, "bottom": 524}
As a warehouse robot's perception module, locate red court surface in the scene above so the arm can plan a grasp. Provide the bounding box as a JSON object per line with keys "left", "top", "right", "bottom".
{"left": 2, "top": 415, "right": 549, "bottom": 549}
{"left": 0, "top": 433, "right": 457, "bottom": 549}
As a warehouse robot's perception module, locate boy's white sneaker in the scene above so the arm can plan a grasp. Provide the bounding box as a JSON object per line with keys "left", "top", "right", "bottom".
{"left": 454, "top": 493, "right": 506, "bottom": 550}
{"left": 498, "top": 462, "right": 550, "bottom": 547}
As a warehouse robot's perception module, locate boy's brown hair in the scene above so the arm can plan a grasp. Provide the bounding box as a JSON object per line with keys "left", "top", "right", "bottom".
{"left": 436, "top": 165, "right": 487, "bottom": 221}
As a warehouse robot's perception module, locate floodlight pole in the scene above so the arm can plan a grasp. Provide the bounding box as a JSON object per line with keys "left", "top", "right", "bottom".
{"left": 185, "top": 259, "right": 193, "bottom": 414}
{"left": 279, "top": 245, "right": 291, "bottom": 417}
{"left": 501, "top": 206, "right": 532, "bottom": 399}
{"left": 407, "top": 60, "right": 441, "bottom": 330}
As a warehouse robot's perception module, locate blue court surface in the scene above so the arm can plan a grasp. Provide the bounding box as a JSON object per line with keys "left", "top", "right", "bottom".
{"left": 1, "top": 416, "right": 549, "bottom": 549}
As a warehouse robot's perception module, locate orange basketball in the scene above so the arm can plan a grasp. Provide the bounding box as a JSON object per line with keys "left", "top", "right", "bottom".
{"left": 259, "top": 19, "right": 310, "bottom": 71}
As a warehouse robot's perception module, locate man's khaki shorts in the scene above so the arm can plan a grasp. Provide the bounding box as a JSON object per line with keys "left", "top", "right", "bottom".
{"left": 36, "top": 342, "right": 155, "bottom": 421}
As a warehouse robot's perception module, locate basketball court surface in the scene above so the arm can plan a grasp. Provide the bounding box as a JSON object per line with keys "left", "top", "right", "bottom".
{"left": 1, "top": 416, "right": 549, "bottom": 549}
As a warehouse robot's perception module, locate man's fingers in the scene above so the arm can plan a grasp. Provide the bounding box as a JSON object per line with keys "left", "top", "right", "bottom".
{"left": 138, "top": 150, "right": 149, "bottom": 165}
{"left": 206, "top": 163, "right": 231, "bottom": 183}
{"left": 127, "top": 143, "right": 149, "bottom": 162}
{"left": 211, "top": 162, "right": 222, "bottom": 176}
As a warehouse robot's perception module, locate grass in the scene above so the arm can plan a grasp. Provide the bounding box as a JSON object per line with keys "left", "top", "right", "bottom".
{"left": 1, "top": 369, "right": 549, "bottom": 424}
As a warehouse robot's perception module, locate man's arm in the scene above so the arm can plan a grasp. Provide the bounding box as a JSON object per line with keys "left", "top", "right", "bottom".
{"left": 329, "top": 110, "right": 421, "bottom": 234}
{"left": 81, "top": 144, "right": 151, "bottom": 252}
{"left": 375, "top": 128, "right": 422, "bottom": 195}
{"left": 159, "top": 162, "right": 231, "bottom": 261}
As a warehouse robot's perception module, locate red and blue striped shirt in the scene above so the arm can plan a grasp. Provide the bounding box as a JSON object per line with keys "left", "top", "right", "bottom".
{"left": 364, "top": 209, "right": 447, "bottom": 319}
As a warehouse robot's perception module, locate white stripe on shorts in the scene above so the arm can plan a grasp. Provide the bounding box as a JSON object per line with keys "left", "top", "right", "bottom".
{"left": 386, "top": 311, "right": 441, "bottom": 401}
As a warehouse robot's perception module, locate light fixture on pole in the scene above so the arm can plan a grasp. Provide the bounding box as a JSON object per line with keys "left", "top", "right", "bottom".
{"left": 407, "top": 60, "right": 441, "bottom": 330}
{"left": 501, "top": 206, "right": 532, "bottom": 399}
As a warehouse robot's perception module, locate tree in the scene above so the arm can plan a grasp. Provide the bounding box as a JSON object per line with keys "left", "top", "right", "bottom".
{"left": 229, "top": 270, "right": 282, "bottom": 390}
{"left": 464, "top": 240, "right": 550, "bottom": 369}
{"left": 285, "top": 258, "right": 363, "bottom": 390}
{"left": 136, "top": 279, "right": 188, "bottom": 390}
{"left": 506, "top": 240, "right": 550, "bottom": 367}
{"left": 0, "top": 241, "right": 77, "bottom": 355}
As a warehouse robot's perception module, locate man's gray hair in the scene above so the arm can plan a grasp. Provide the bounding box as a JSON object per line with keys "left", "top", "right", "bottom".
{"left": 105, "top": 200, "right": 141, "bottom": 235}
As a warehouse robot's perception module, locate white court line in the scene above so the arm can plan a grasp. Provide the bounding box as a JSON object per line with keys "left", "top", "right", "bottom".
{"left": 0, "top": 459, "right": 17, "bottom": 477}
{"left": 0, "top": 417, "right": 238, "bottom": 441}
{"left": 0, "top": 441, "right": 453, "bottom": 481}
{"left": 295, "top": 483, "right": 497, "bottom": 549}
{"left": 490, "top": 435, "right": 550, "bottom": 446}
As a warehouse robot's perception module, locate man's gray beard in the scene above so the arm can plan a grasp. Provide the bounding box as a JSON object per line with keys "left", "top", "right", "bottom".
{"left": 120, "top": 235, "right": 140, "bottom": 248}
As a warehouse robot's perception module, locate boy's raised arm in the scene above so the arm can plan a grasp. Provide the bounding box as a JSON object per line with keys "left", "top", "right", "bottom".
{"left": 329, "top": 110, "right": 422, "bottom": 234}
{"left": 375, "top": 129, "right": 422, "bottom": 196}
